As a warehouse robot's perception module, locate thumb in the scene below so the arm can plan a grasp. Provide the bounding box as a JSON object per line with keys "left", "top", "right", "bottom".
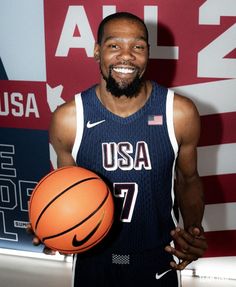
{"left": 188, "top": 226, "right": 201, "bottom": 237}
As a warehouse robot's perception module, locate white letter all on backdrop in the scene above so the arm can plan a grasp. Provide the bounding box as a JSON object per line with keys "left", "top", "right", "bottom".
{"left": 56, "top": 6, "right": 95, "bottom": 57}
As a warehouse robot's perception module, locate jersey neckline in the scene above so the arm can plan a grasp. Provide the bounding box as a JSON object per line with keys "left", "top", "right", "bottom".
{"left": 90, "top": 81, "right": 158, "bottom": 124}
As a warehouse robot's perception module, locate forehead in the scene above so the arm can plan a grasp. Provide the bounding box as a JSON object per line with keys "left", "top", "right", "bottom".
{"left": 101, "top": 18, "right": 147, "bottom": 43}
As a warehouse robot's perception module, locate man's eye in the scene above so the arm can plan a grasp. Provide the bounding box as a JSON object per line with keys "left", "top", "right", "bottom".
{"left": 109, "top": 44, "right": 119, "bottom": 49}
{"left": 134, "top": 45, "right": 144, "bottom": 50}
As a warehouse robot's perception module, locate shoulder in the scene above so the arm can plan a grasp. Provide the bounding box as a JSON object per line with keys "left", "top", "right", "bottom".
{"left": 51, "top": 99, "right": 76, "bottom": 127}
{"left": 49, "top": 99, "right": 77, "bottom": 146}
{"left": 173, "top": 93, "right": 199, "bottom": 118}
{"left": 173, "top": 93, "right": 201, "bottom": 146}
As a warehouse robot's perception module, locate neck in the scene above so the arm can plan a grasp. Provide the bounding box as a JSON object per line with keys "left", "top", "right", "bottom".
{"left": 96, "top": 80, "right": 152, "bottom": 118}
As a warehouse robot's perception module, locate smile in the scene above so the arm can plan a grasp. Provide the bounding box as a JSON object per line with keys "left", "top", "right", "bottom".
{"left": 112, "top": 67, "right": 135, "bottom": 74}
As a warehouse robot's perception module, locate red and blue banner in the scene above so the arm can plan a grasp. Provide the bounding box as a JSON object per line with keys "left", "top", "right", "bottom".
{"left": 0, "top": 0, "right": 236, "bottom": 260}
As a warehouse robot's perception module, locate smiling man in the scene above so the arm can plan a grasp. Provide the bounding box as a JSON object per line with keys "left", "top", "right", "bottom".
{"left": 32, "top": 12, "right": 207, "bottom": 286}
{"left": 95, "top": 15, "right": 149, "bottom": 99}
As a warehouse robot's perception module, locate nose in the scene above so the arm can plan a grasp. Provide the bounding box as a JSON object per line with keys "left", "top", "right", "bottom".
{"left": 116, "top": 47, "right": 136, "bottom": 63}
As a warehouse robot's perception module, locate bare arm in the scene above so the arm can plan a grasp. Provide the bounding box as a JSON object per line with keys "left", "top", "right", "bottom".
{"left": 49, "top": 100, "right": 77, "bottom": 168}
{"left": 27, "top": 101, "right": 77, "bottom": 252}
{"left": 174, "top": 95, "right": 204, "bottom": 231}
{"left": 165, "top": 94, "right": 207, "bottom": 269}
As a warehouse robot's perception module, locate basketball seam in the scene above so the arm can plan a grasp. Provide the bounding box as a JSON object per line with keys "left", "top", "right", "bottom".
{"left": 34, "top": 177, "right": 100, "bottom": 230}
{"left": 41, "top": 186, "right": 110, "bottom": 242}
{"left": 29, "top": 167, "right": 79, "bottom": 210}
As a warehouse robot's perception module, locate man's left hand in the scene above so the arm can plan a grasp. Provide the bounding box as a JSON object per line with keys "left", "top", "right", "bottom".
{"left": 165, "top": 226, "right": 208, "bottom": 270}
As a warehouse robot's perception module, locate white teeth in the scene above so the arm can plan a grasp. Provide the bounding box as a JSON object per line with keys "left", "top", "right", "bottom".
{"left": 113, "top": 67, "right": 134, "bottom": 74}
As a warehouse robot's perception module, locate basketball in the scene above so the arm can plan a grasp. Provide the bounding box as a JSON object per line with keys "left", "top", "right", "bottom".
{"left": 29, "top": 166, "right": 114, "bottom": 254}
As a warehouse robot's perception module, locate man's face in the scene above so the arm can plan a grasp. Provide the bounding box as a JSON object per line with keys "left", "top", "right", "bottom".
{"left": 94, "top": 18, "right": 149, "bottom": 97}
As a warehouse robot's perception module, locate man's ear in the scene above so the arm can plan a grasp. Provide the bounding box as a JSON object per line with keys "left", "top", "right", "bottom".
{"left": 94, "top": 44, "right": 100, "bottom": 62}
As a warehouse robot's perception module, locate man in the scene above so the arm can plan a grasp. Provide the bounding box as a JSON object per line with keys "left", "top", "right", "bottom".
{"left": 31, "top": 12, "right": 207, "bottom": 286}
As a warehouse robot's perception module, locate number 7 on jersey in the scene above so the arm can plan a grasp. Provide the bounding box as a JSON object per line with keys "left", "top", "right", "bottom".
{"left": 113, "top": 183, "right": 138, "bottom": 222}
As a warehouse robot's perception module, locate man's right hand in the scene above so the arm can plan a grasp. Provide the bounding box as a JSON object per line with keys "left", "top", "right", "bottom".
{"left": 26, "top": 223, "right": 56, "bottom": 255}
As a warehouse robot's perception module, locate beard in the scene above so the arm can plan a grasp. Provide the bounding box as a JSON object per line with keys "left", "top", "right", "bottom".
{"left": 101, "top": 65, "right": 144, "bottom": 98}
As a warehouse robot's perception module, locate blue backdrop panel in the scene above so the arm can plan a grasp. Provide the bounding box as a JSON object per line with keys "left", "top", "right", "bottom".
{"left": 0, "top": 127, "right": 50, "bottom": 252}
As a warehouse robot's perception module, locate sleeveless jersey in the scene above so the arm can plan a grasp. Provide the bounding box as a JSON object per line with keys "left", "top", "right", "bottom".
{"left": 72, "top": 81, "right": 179, "bottom": 253}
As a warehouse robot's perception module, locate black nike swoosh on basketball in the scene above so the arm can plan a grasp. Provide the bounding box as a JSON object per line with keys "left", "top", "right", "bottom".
{"left": 72, "top": 212, "right": 104, "bottom": 247}
{"left": 41, "top": 186, "right": 110, "bottom": 244}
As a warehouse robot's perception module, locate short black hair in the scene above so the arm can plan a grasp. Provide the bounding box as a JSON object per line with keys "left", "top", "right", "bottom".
{"left": 97, "top": 12, "right": 149, "bottom": 45}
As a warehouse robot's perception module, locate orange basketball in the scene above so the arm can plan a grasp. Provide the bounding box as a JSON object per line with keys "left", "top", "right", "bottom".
{"left": 29, "top": 166, "right": 114, "bottom": 254}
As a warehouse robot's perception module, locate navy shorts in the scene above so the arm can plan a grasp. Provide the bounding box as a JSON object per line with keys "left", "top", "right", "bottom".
{"left": 72, "top": 247, "right": 180, "bottom": 287}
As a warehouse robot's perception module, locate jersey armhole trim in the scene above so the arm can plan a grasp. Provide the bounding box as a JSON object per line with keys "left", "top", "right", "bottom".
{"left": 71, "top": 93, "right": 84, "bottom": 162}
{"left": 166, "top": 89, "right": 178, "bottom": 157}
{"left": 166, "top": 89, "right": 179, "bottom": 227}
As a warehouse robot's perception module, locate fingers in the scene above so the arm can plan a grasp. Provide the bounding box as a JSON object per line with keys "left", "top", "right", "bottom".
{"left": 25, "top": 223, "right": 41, "bottom": 246}
{"left": 165, "top": 227, "right": 208, "bottom": 270}
{"left": 26, "top": 224, "right": 56, "bottom": 255}
{"left": 44, "top": 247, "right": 57, "bottom": 255}
{"left": 171, "top": 228, "right": 207, "bottom": 256}
{"left": 165, "top": 245, "right": 194, "bottom": 270}
{"left": 165, "top": 244, "right": 197, "bottom": 262}
{"left": 32, "top": 236, "right": 41, "bottom": 246}
{"left": 25, "top": 223, "right": 34, "bottom": 235}
{"left": 169, "top": 259, "right": 191, "bottom": 271}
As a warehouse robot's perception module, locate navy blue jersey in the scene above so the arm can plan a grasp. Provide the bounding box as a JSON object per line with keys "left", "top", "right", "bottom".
{"left": 72, "top": 81, "right": 179, "bottom": 254}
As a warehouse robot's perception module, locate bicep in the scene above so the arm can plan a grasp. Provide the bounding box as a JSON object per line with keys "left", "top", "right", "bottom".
{"left": 49, "top": 104, "right": 77, "bottom": 168}
{"left": 174, "top": 95, "right": 201, "bottom": 180}
{"left": 174, "top": 96, "right": 205, "bottom": 228}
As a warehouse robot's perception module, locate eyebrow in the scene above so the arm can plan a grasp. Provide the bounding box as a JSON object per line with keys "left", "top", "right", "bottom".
{"left": 103, "top": 36, "right": 148, "bottom": 44}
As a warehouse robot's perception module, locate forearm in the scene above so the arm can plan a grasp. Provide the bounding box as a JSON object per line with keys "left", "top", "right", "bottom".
{"left": 176, "top": 174, "right": 205, "bottom": 232}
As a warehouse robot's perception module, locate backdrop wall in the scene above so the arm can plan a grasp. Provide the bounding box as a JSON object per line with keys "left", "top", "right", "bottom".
{"left": 0, "top": 0, "right": 236, "bottom": 271}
